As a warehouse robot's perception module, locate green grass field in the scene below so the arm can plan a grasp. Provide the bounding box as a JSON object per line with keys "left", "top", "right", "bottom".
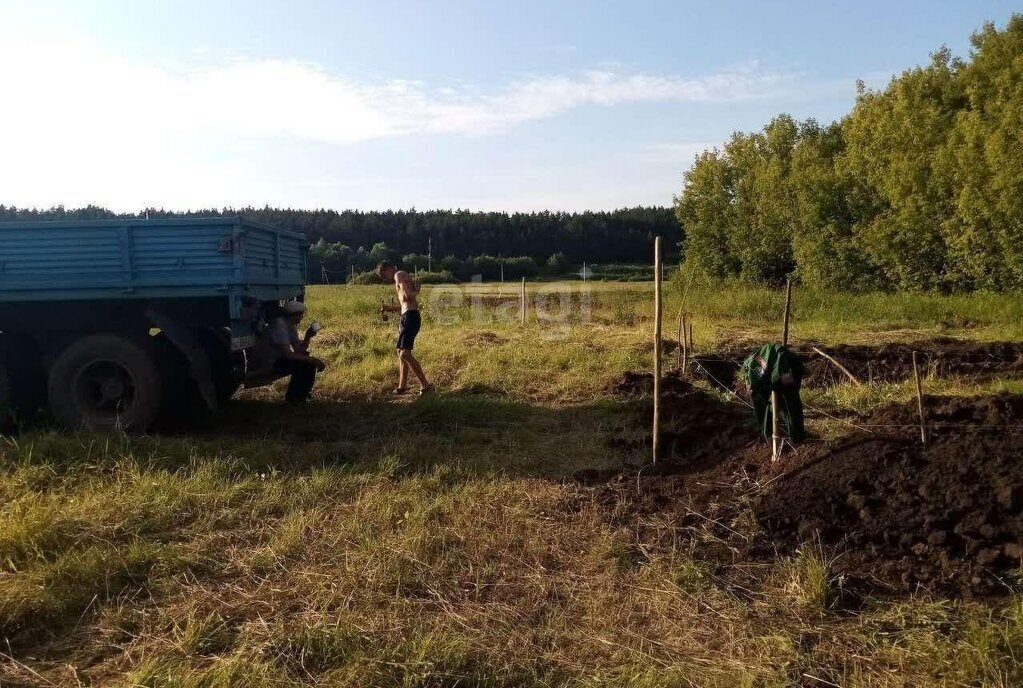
{"left": 2, "top": 282, "right": 1023, "bottom": 687}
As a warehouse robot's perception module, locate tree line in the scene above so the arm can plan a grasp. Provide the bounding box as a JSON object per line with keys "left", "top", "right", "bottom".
{"left": 676, "top": 15, "right": 1023, "bottom": 292}
{"left": 310, "top": 240, "right": 658, "bottom": 284}
{"left": 0, "top": 205, "right": 679, "bottom": 282}
{"left": 313, "top": 241, "right": 564, "bottom": 284}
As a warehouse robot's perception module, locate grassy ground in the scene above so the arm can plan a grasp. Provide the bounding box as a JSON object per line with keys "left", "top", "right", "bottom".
{"left": 2, "top": 282, "right": 1023, "bottom": 686}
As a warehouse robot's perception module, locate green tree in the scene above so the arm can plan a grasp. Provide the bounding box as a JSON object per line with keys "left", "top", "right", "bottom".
{"left": 545, "top": 252, "right": 570, "bottom": 275}
{"left": 789, "top": 120, "right": 885, "bottom": 290}
{"left": 674, "top": 150, "right": 738, "bottom": 278}
{"left": 943, "top": 16, "right": 1023, "bottom": 289}
{"left": 839, "top": 49, "right": 964, "bottom": 290}
{"left": 675, "top": 13, "right": 1023, "bottom": 293}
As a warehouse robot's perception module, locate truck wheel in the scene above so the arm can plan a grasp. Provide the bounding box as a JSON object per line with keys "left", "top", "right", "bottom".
{"left": 48, "top": 334, "right": 163, "bottom": 432}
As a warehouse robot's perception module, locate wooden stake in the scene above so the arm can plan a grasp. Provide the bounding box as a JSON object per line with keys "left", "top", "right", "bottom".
{"left": 653, "top": 236, "right": 663, "bottom": 464}
{"left": 782, "top": 277, "right": 793, "bottom": 347}
{"left": 812, "top": 346, "right": 862, "bottom": 386}
{"left": 676, "top": 308, "right": 686, "bottom": 371}
{"left": 771, "top": 390, "right": 780, "bottom": 462}
{"left": 772, "top": 278, "right": 793, "bottom": 462}
{"left": 520, "top": 277, "right": 526, "bottom": 325}
{"left": 913, "top": 351, "right": 927, "bottom": 445}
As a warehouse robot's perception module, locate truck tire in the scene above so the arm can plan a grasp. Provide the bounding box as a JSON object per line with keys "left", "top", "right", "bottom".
{"left": 48, "top": 334, "right": 163, "bottom": 432}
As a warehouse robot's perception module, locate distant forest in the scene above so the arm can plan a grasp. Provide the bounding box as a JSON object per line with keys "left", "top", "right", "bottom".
{"left": 676, "top": 15, "right": 1023, "bottom": 292}
{"left": 0, "top": 205, "right": 679, "bottom": 282}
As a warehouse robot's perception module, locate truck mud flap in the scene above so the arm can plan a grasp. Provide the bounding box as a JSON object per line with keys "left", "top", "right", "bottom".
{"left": 0, "top": 364, "right": 10, "bottom": 425}
{"left": 145, "top": 306, "right": 219, "bottom": 413}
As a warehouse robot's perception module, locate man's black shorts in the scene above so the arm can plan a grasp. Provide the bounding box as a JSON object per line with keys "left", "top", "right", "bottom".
{"left": 397, "top": 310, "right": 421, "bottom": 350}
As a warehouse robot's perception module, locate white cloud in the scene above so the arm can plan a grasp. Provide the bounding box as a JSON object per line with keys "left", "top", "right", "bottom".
{"left": 420, "top": 67, "right": 788, "bottom": 136}
{"left": 0, "top": 39, "right": 790, "bottom": 144}
{"left": 0, "top": 37, "right": 791, "bottom": 210}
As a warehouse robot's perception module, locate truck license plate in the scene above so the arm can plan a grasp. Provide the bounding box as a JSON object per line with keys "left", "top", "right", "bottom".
{"left": 231, "top": 335, "right": 256, "bottom": 351}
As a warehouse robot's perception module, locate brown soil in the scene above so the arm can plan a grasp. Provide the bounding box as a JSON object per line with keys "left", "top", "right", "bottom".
{"left": 691, "top": 338, "right": 1023, "bottom": 390}
{"left": 600, "top": 374, "right": 1023, "bottom": 598}
{"left": 608, "top": 371, "right": 759, "bottom": 470}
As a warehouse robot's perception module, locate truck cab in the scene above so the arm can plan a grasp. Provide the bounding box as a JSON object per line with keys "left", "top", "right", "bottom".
{"left": 0, "top": 216, "right": 309, "bottom": 431}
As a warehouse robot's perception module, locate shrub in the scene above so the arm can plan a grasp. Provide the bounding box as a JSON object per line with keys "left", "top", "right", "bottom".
{"left": 415, "top": 270, "right": 458, "bottom": 284}
{"left": 350, "top": 270, "right": 383, "bottom": 285}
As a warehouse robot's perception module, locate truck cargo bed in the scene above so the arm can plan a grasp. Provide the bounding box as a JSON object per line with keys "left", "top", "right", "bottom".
{"left": 0, "top": 217, "right": 307, "bottom": 302}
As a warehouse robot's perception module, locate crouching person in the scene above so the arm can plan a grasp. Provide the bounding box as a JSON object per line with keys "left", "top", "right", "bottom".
{"left": 268, "top": 301, "right": 326, "bottom": 404}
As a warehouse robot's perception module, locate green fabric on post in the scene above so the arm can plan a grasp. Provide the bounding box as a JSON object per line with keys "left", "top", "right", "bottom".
{"left": 741, "top": 343, "right": 806, "bottom": 443}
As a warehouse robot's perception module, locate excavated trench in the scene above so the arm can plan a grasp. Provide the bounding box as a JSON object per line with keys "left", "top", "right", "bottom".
{"left": 689, "top": 338, "right": 1023, "bottom": 391}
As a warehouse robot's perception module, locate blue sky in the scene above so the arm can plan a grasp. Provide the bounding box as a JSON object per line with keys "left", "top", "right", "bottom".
{"left": 0, "top": 1, "right": 1018, "bottom": 211}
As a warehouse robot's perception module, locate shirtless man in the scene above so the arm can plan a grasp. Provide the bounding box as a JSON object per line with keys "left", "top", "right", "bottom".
{"left": 375, "top": 262, "right": 432, "bottom": 395}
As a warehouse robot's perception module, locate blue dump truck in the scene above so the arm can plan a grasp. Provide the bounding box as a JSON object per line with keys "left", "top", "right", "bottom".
{"left": 0, "top": 217, "right": 308, "bottom": 431}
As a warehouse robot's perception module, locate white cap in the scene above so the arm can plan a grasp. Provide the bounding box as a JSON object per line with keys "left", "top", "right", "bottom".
{"left": 282, "top": 301, "right": 307, "bottom": 315}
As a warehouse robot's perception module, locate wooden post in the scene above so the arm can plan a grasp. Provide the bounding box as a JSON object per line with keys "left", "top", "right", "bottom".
{"left": 782, "top": 277, "right": 792, "bottom": 347}
{"left": 677, "top": 309, "right": 686, "bottom": 372}
{"left": 913, "top": 351, "right": 927, "bottom": 445}
{"left": 653, "top": 236, "right": 663, "bottom": 464}
{"left": 812, "top": 346, "right": 862, "bottom": 386}
{"left": 520, "top": 277, "right": 526, "bottom": 325}
{"left": 772, "top": 278, "right": 792, "bottom": 463}
{"left": 771, "top": 392, "right": 780, "bottom": 462}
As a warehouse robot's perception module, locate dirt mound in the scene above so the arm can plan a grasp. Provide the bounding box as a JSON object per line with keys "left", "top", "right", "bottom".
{"left": 609, "top": 371, "right": 758, "bottom": 469}
{"left": 805, "top": 340, "right": 1023, "bottom": 385}
{"left": 867, "top": 390, "right": 1023, "bottom": 428}
{"left": 610, "top": 370, "right": 699, "bottom": 398}
{"left": 598, "top": 386, "right": 1023, "bottom": 597}
{"left": 757, "top": 394, "right": 1023, "bottom": 595}
{"left": 691, "top": 338, "right": 1023, "bottom": 390}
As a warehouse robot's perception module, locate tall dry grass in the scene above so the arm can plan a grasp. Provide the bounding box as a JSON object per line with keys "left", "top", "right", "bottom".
{"left": 2, "top": 282, "right": 1022, "bottom": 686}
